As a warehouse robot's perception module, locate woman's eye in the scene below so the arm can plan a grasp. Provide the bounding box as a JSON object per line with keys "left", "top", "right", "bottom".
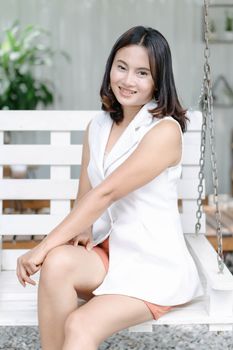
{"left": 138, "top": 71, "right": 148, "bottom": 76}
{"left": 117, "top": 65, "right": 126, "bottom": 70}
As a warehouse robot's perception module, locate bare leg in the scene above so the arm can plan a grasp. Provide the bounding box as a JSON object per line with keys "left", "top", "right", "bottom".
{"left": 62, "top": 294, "right": 154, "bottom": 350}
{"left": 38, "top": 244, "right": 107, "bottom": 350}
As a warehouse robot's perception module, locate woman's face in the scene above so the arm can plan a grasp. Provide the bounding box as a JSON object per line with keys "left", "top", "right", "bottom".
{"left": 110, "top": 45, "right": 155, "bottom": 109}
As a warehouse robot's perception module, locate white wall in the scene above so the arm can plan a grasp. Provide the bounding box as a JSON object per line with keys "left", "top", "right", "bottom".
{"left": 1, "top": 0, "right": 233, "bottom": 194}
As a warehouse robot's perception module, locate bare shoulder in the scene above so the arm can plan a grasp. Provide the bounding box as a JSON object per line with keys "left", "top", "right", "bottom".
{"left": 140, "top": 118, "right": 182, "bottom": 148}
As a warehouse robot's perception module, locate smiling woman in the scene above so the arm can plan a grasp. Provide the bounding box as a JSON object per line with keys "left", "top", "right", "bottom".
{"left": 16, "top": 26, "right": 203, "bottom": 350}
{"left": 110, "top": 45, "right": 155, "bottom": 117}
{"left": 100, "top": 26, "right": 187, "bottom": 131}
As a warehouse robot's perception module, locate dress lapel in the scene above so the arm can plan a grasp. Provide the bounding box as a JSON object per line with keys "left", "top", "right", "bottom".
{"left": 101, "top": 99, "right": 157, "bottom": 176}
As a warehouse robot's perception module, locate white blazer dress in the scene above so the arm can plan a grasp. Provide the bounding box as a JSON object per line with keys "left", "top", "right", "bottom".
{"left": 87, "top": 100, "right": 204, "bottom": 306}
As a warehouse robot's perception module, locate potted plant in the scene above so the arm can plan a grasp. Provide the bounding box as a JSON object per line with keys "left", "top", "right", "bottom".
{"left": 224, "top": 12, "right": 233, "bottom": 41}
{"left": 0, "top": 21, "right": 70, "bottom": 110}
{"left": 0, "top": 21, "right": 70, "bottom": 177}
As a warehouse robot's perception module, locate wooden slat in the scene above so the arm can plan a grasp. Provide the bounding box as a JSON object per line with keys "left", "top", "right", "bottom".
{"left": 3, "top": 199, "right": 76, "bottom": 211}
{"left": 0, "top": 179, "right": 204, "bottom": 200}
{"left": 182, "top": 166, "right": 200, "bottom": 179}
{"left": 0, "top": 109, "right": 201, "bottom": 131}
{"left": 0, "top": 145, "right": 82, "bottom": 165}
{"left": 0, "top": 144, "right": 199, "bottom": 166}
{"left": 2, "top": 249, "right": 28, "bottom": 270}
{"left": 0, "top": 110, "right": 94, "bottom": 130}
{"left": 3, "top": 199, "right": 50, "bottom": 210}
{"left": 0, "top": 179, "right": 79, "bottom": 199}
{"left": 0, "top": 214, "right": 67, "bottom": 235}
{"left": 8, "top": 235, "right": 233, "bottom": 252}
{"left": 2, "top": 241, "right": 42, "bottom": 249}
{"left": 186, "top": 110, "right": 202, "bottom": 131}
{"left": 0, "top": 212, "right": 206, "bottom": 235}
{"left": 207, "top": 236, "right": 233, "bottom": 252}
{"left": 50, "top": 131, "right": 71, "bottom": 216}
{"left": 182, "top": 145, "right": 202, "bottom": 165}
{"left": 183, "top": 131, "right": 201, "bottom": 145}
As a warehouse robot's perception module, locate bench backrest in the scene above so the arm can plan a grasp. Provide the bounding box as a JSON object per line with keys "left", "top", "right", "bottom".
{"left": 0, "top": 110, "right": 205, "bottom": 270}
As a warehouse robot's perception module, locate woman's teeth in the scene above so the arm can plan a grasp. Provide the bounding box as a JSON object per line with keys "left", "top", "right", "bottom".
{"left": 119, "top": 87, "right": 136, "bottom": 95}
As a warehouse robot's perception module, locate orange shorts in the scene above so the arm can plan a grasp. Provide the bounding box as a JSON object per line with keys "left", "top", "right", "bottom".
{"left": 92, "top": 237, "right": 173, "bottom": 320}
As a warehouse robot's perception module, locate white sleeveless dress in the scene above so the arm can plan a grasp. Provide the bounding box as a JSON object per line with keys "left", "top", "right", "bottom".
{"left": 87, "top": 100, "right": 204, "bottom": 306}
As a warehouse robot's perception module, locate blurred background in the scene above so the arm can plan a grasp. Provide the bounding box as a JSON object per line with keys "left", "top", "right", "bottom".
{"left": 1, "top": 0, "right": 233, "bottom": 195}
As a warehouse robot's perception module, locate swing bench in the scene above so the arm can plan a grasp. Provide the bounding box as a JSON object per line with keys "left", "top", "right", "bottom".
{"left": 0, "top": 109, "right": 233, "bottom": 332}
{"left": 0, "top": 0, "right": 233, "bottom": 333}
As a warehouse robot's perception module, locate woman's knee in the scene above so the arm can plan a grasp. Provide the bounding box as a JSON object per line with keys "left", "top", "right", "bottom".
{"left": 40, "top": 245, "right": 79, "bottom": 283}
{"left": 64, "top": 311, "right": 99, "bottom": 348}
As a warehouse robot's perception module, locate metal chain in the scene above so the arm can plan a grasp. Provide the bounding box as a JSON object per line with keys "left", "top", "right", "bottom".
{"left": 195, "top": 0, "right": 224, "bottom": 273}
{"left": 197, "top": 79, "right": 205, "bottom": 107}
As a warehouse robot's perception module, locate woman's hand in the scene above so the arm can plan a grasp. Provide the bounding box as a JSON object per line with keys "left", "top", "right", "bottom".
{"left": 16, "top": 242, "right": 48, "bottom": 287}
{"left": 69, "top": 227, "right": 94, "bottom": 251}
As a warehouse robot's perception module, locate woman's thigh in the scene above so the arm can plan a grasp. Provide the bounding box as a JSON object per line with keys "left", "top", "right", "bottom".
{"left": 40, "top": 244, "right": 107, "bottom": 300}
{"left": 66, "top": 294, "right": 154, "bottom": 345}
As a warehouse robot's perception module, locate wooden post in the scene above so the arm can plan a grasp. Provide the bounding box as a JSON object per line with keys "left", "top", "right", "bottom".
{"left": 50, "top": 131, "right": 71, "bottom": 217}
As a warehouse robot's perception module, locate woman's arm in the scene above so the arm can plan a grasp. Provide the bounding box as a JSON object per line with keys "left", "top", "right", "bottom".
{"left": 42, "top": 119, "right": 181, "bottom": 252}
{"left": 74, "top": 121, "right": 93, "bottom": 206}
{"left": 17, "top": 119, "right": 181, "bottom": 286}
{"left": 42, "top": 185, "right": 113, "bottom": 252}
{"left": 43, "top": 120, "right": 98, "bottom": 252}
{"left": 69, "top": 121, "right": 93, "bottom": 246}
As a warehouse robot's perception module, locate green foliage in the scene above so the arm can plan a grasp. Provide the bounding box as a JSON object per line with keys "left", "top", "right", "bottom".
{"left": 0, "top": 21, "right": 70, "bottom": 110}
{"left": 225, "top": 12, "right": 233, "bottom": 32}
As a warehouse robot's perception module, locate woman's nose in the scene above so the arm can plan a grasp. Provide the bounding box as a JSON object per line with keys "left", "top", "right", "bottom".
{"left": 122, "top": 71, "right": 135, "bottom": 86}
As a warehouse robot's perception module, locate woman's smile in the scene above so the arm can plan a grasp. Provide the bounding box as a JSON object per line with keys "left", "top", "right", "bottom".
{"left": 110, "top": 45, "right": 154, "bottom": 116}
{"left": 118, "top": 86, "right": 137, "bottom": 97}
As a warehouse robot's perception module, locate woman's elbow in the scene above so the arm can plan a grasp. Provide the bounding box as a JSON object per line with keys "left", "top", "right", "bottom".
{"left": 95, "top": 182, "right": 116, "bottom": 205}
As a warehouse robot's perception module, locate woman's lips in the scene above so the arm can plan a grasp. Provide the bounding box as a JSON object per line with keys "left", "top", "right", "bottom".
{"left": 119, "top": 86, "right": 137, "bottom": 97}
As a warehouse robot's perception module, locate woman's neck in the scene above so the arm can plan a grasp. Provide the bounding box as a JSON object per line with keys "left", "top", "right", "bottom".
{"left": 121, "top": 105, "right": 142, "bottom": 126}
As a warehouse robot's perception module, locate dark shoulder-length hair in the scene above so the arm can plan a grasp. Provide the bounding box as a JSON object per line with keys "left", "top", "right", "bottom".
{"left": 100, "top": 25, "right": 188, "bottom": 132}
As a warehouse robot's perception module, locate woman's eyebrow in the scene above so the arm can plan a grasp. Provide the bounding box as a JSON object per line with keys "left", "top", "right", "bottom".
{"left": 116, "top": 59, "right": 150, "bottom": 71}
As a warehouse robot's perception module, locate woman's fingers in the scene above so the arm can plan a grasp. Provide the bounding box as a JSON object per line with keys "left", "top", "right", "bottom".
{"left": 16, "top": 264, "right": 26, "bottom": 287}
{"left": 72, "top": 231, "right": 94, "bottom": 249}
{"left": 68, "top": 238, "right": 74, "bottom": 245}
{"left": 73, "top": 238, "right": 80, "bottom": 247}
{"left": 24, "top": 262, "right": 40, "bottom": 275}
{"left": 16, "top": 264, "right": 36, "bottom": 287}
{"left": 85, "top": 238, "right": 94, "bottom": 251}
{"left": 73, "top": 234, "right": 86, "bottom": 247}
{"left": 18, "top": 258, "right": 36, "bottom": 275}
{"left": 16, "top": 258, "right": 39, "bottom": 286}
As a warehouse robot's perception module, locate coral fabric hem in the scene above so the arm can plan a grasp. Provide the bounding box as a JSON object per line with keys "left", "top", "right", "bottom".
{"left": 92, "top": 237, "right": 174, "bottom": 320}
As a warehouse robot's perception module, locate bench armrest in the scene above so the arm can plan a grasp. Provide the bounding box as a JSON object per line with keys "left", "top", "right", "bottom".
{"left": 185, "top": 234, "right": 233, "bottom": 291}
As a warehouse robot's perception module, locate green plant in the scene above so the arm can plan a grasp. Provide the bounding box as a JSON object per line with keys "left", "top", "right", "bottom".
{"left": 0, "top": 21, "right": 70, "bottom": 109}
{"left": 225, "top": 12, "right": 233, "bottom": 32}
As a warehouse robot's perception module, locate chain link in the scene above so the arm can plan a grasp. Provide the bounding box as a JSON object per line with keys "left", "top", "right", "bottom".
{"left": 195, "top": 0, "right": 224, "bottom": 273}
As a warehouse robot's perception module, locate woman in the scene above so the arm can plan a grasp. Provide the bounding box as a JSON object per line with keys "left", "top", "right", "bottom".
{"left": 17, "top": 26, "right": 204, "bottom": 350}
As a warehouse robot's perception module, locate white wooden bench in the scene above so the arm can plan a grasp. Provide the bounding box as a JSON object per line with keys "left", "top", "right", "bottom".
{"left": 0, "top": 110, "right": 233, "bottom": 331}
